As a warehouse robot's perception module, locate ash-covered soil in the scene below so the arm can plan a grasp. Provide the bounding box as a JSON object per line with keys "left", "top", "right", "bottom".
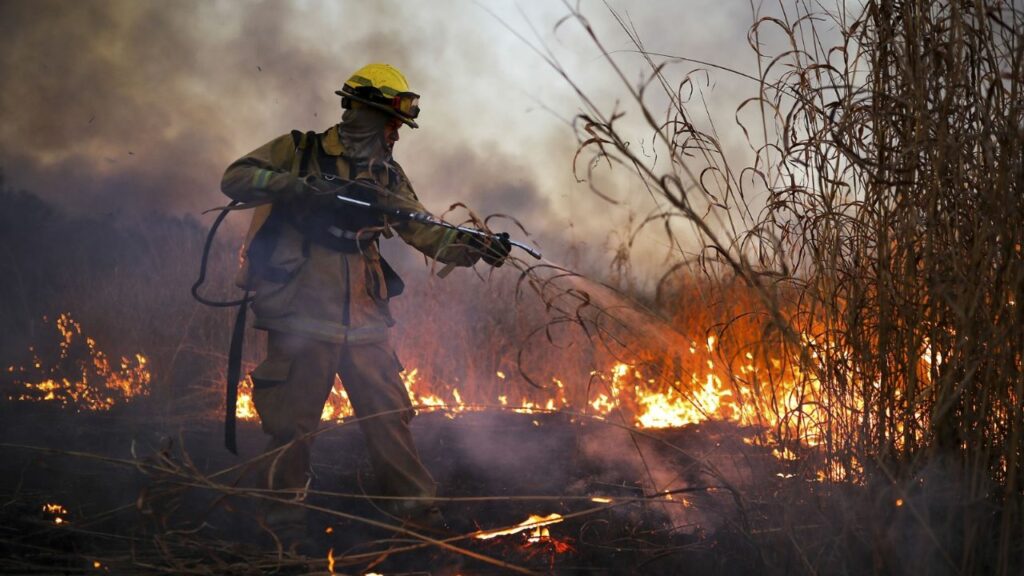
{"left": 0, "top": 401, "right": 805, "bottom": 575}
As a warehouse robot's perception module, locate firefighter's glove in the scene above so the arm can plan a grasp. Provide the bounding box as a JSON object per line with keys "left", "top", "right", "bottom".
{"left": 338, "top": 178, "right": 384, "bottom": 204}
{"left": 273, "top": 173, "right": 318, "bottom": 204}
{"left": 471, "top": 232, "right": 512, "bottom": 268}
{"left": 270, "top": 173, "right": 308, "bottom": 203}
{"left": 292, "top": 174, "right": 341, "bottom": 209}
{"left": 284, "top": 175, "right": 356, "bottom": 210}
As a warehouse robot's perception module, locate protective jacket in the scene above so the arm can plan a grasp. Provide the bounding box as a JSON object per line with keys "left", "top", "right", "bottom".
{"left": 221, "top": 125, "right": 478, "bottom": 344}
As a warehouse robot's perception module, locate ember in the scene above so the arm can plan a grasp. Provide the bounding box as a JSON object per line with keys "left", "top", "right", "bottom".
{"left": 42, "top": 502, "right": 68, "bottom": 525}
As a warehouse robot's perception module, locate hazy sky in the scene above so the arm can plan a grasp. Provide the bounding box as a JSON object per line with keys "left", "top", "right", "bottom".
{"left": 0, "top": 0, "right": 770, "bottom": 278}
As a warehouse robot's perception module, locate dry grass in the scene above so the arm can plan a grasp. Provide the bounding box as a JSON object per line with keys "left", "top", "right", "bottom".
{"left": 526, "top": 0, "right": 1023, "bottom": 573}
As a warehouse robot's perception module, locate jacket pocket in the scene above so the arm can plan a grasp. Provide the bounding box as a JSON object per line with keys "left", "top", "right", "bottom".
{"left": 363, "top": 252, "right": 389, "bottom": 302}
{"left": 379, "top": 256, "right": 405, "bottom": 298}
{"left": 360, "top": 253, "right": 398, "bottom": 327}
{"left": 252, "top": 226, "right": 308, "bottom": 319}
{"left": 250, "top": 357, "right": 292, "bottom": 390}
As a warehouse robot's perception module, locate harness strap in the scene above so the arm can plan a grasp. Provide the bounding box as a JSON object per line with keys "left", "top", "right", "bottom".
{"left": 315, "top": 131, "right": 341, "bottom": 179}
{"left": 290, "top": 129, "right": 316, "bottom": 177}
{"left": 224, "top": 299, "right": 248, "bottom": 454}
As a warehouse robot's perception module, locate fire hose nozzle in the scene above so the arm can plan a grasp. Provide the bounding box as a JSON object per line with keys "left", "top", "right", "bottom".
{"left": 509, "top": 240, "right": 543, "bottom": 260}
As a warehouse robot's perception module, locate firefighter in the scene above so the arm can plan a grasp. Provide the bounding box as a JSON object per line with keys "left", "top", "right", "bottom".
{"left": 220, "top": 63, "right": 510, "bottom": 543}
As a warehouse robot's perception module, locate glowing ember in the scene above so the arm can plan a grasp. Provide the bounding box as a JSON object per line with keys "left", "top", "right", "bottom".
{"left": 42, "top": 502, "right": 68, "bottom": 524}
{"left": 42, "top": 503, "right": 67, "bottom": 514}
{"left": 8, "top": 314, "right": 150, "bottom": 411}
{"left": 474, "top": 513, "right": 564, "bottom": 540}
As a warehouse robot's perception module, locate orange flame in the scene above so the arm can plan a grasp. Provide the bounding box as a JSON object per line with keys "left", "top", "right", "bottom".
{"left": 8, "top": 314, "right": 150, "bottom": 411}
{"left": 42, "top": 502, "right": 69, "bottom": 525}
{"left": 12, "top": 300, "right": 944, "bottom": 486}
{"left": 225, "top": 332, "right": 865, "bottom": 480}
{"left": 474, "top": 513, "right": 564, "bottom": 540}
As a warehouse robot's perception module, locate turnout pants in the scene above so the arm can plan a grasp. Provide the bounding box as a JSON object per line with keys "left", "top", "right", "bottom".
{"left": 250, "top": 330, "right": 435, "bottom": 525}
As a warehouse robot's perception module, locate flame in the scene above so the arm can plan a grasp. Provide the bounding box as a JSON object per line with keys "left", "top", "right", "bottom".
{"left": 327, "top": 548, "right": 335, "bottom": 574}
{"left": 474, "top": 513, "right": 564, "bottom": 540}
{"left": 8, "top": 314, "right": 150, "bottom": 411}
{"left": 13, "top": 299, "right": 945, "bottom": 486}
{"left": 220, "top": 327, "right": 869, "bottom": 481}
{"left": 43, "top": 502, "right": 68, "bottom": 524}
{"left": 212, "top": 306, "right": 874, "bottom": 467}
{"left": 527, "top": 526, "right": 551, "bottom": 544}
{"left": 234, "top": 378, "right": 258, "bottom": 420}
{"left": 42, "top": 503, "right": 67, "bottom": 514}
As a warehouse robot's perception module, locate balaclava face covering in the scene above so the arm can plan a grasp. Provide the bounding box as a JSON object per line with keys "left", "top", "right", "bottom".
{"left": 337, "top": 107, "right": 392, "bottom": 162}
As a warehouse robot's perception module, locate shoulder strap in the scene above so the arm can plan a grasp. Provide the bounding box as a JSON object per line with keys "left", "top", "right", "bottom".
{"left": 313, "top": 132, "right": 344, "bottom": 179}
{"left": 289, "top": 130, "right": 318, "bottom": 178}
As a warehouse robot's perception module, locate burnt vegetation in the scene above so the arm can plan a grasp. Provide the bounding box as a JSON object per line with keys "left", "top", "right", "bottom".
{"left": 1, "top": 0, "right": 1023, "bottom": 574}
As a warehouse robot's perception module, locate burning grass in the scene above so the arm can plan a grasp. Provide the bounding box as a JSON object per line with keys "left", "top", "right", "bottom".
{"left": 7, "top": 300, "right": 847, "bottom": 482}
{"left": 539, "top": 0, "right": 1024, "bottom": 572}
{"left": 0, "top": 283, "right": 860, "bottom": 573}
{"left": 6, "top": 313, "right": 151, "bottom": 411}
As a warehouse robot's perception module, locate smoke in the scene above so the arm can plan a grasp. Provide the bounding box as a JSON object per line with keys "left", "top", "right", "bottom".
{"left": 0, "top": 1, "right": 556, "bottom": 232}
{"left": 0, "top": 0, "right": 763, "bottom": 275}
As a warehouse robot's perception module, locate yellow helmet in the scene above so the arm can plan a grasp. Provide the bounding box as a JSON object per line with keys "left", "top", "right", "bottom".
{"left": 336, "top": 63, "right": 420, "bottom": 128}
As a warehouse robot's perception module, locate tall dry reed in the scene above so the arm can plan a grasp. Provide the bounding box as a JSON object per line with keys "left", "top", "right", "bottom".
{"left": 547, "top": 0, "right": 1022, "bottom": 572}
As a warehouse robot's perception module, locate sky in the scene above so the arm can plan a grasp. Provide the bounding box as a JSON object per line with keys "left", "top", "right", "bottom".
{"left": 0, "top": 0, "right": 781, "bottom": 281}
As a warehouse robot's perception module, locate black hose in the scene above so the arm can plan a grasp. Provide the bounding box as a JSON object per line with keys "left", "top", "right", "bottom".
{"left": 191, "top": 200, "right": 251, "bottom": 307}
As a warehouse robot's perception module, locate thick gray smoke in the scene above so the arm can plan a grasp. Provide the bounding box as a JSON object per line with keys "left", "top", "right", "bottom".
{"left": 0, "top": 1, "right": 565, "bottom": 241}
{"left": 0, "top": 0, "right": 762, "bottom": 276}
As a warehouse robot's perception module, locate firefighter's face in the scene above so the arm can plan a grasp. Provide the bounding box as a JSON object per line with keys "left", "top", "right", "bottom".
{"left": 384, "top": 118, "right": 402, "bottom": 150}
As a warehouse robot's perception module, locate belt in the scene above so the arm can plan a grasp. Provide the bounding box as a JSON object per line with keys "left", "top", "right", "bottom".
{"left": 309, "top": 226, "right": 380, "bottom": 253}
{"left": 327, "top": 226, "right": 378, "bottom": 241}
